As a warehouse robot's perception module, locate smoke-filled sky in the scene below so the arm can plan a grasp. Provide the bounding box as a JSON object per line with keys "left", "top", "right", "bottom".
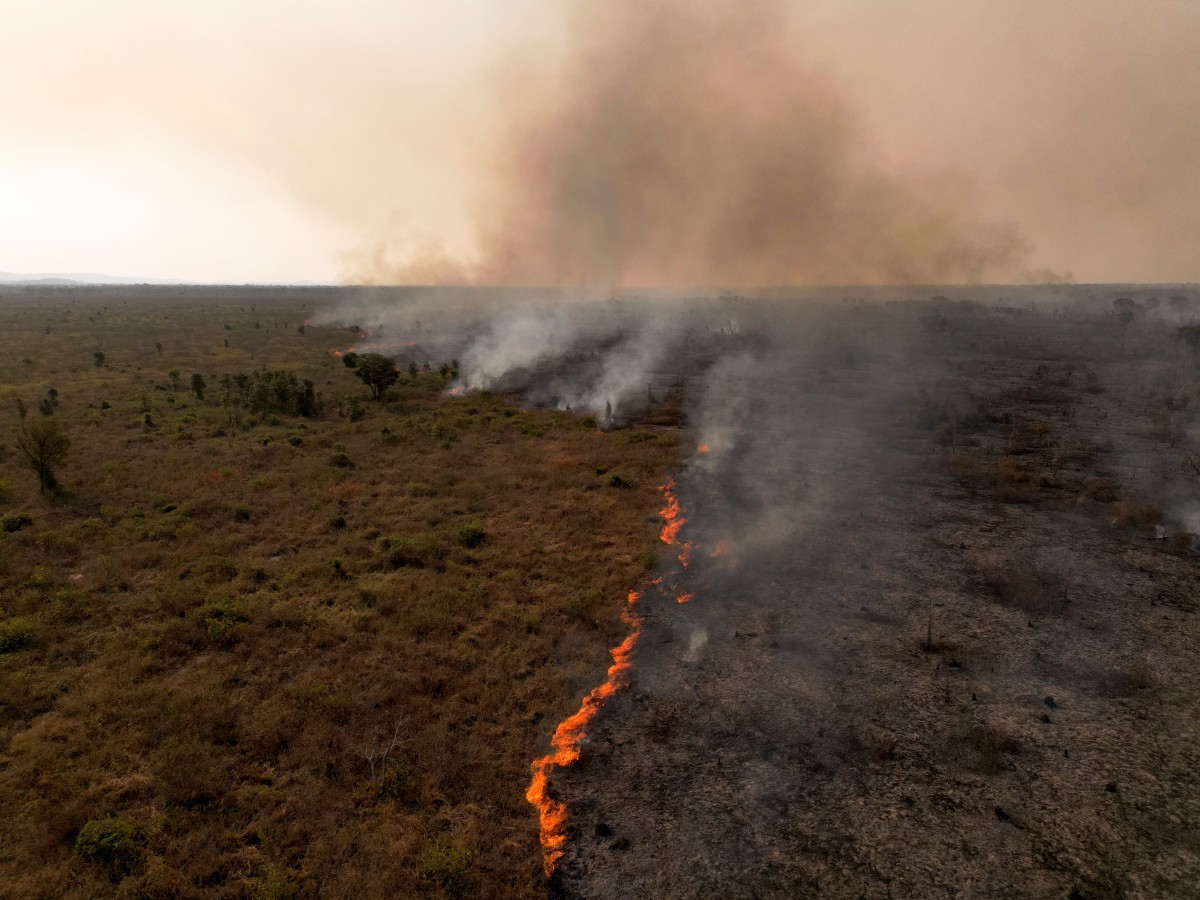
{"left": 2, "top": 0, "right": 1199, "bottom": 285}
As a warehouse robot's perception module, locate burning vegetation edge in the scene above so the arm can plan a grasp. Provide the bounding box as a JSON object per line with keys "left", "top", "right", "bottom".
{"left": 526, "top": 477, "right": 694, "bottom": 876}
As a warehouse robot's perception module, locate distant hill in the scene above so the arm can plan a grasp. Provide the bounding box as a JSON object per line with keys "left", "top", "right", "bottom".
{"left": 0, "top": 271, "right": 193, "bottom": 286}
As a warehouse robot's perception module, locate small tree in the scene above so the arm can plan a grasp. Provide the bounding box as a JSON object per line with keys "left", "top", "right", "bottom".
{"left": 190, "top": 373, "right": 206, "bottom": 400}
{"left": 16, "top": 417, "right": 70, "bottom": 493}
{"left": 355, "top": 353, "right": 399, "bottom": 401}
{"left": 93, "top": 350, "right": 105, "bottom": 367}
{"left": 341, "top": 351, "right": 358, "bottom": 369}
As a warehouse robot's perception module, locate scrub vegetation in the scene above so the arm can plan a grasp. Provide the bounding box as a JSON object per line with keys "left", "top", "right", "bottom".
{"left": 0, "top": 285, "right": 680, "bottom": 898}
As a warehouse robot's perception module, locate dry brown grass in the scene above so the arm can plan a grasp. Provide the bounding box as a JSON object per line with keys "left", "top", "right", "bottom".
{"left": 982, "top": 561, "right": 1070, "bottom": 618}
{"left": 1107, "top": 500, "right": 1164, "bottom": 529}
{"left": 0, "top": 287, "right": 681, "bottom": 898}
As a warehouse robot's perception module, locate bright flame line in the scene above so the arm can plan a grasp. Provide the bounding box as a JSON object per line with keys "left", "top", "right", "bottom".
{"left": 525, "top": 478, "right": 688, "bottom": 876}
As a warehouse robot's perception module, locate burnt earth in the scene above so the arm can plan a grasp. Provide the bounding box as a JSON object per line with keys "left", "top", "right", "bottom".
{"left": 551, "top": 301, "right": 1200, "bottom": 899}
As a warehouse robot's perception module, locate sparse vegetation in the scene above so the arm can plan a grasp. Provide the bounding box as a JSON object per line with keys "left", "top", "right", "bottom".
{"left": 0, "top": 286, "right": 679, "bottom": 898}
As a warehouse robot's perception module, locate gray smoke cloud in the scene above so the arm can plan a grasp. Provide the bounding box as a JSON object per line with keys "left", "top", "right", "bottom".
{"left": 352, "top": 0, "right": 1027, "bottom": 288}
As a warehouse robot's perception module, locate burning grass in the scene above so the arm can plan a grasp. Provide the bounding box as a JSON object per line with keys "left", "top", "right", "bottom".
{"left": 0, "top": 287, "right": 681, "bottom": 898}
{"left": 525, "top": 478, "right": 693, "bottom": 876}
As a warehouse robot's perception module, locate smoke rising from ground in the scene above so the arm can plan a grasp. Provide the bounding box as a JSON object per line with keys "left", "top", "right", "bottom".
{"left": 357, "top": 0, "right": 1027, "bottom": 288}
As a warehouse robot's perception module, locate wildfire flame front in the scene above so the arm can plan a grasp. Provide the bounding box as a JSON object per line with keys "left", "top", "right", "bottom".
{"left": 525, "top": 479, "right": 691, "bottom": 876}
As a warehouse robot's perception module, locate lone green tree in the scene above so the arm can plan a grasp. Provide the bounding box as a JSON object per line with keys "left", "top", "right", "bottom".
{"left": 190, "top": 373, "right": 207, "bottom": 400}
{"left": 92, "top": 350, "right": 105, "bottom": 367}
{"left": 354, "top": 353, "right": 399, "bottom": 401}
{"left": 16, "top": 417, "right": 71, "bottom": 493}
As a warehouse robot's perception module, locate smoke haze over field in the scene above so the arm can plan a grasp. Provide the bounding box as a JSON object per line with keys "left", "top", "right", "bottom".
{"left": 3, "top": 1, "right": 1200, "bottom": 283}
{"left": 540, "top": 3, "right": 1021, "bottom": 286}
{"left": 381, "top": 0, "right": 1028, "bottom": 288}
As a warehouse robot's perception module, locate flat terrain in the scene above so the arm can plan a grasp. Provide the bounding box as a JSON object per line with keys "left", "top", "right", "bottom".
{"left": 548, "top": 295, "right": 1200, "bottom": 898}
{"left": 0, "top": 286, "right": 679, "bottom": 898}
{"left": 1, "top": 285, "right": 1197, "bottom": 899}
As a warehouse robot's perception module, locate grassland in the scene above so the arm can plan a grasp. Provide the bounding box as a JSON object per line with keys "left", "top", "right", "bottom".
{"left": 0, "top": 286, "right": 680, "bottom": 898}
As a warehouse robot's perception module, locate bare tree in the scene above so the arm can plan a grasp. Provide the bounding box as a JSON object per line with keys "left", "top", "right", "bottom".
{"left": 357, "top": 717, "right": 407, "bottom": 797}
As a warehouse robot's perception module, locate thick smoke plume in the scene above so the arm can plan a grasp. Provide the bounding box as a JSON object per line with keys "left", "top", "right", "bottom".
{"left": 356, "top": 0, "right": 1026, "bottom": 288}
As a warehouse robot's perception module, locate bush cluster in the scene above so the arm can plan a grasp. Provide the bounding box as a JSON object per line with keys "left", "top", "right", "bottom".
{"left": 219, "top": 370, "right": 320, "bottom": 419}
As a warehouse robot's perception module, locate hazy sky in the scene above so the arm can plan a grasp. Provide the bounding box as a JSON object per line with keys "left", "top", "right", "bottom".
{"left": 1, "top": 0, "right": 1198, "bottom": 284}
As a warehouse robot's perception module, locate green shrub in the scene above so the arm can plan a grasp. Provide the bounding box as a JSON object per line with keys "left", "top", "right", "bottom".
{"left": 74, "top": 815, "right": 143, "bottom": 876}
{"left": 420, "top": 832, "right": 473, "bottom": 895}
{"left": 190, "top": 596, "right": 251, "bottom": 643}
{"left": 379, "top": 533, "right": 443, "bottom": 569}
{"left": 194, "top": 555, "right": 238, "bottom": 581}
{"left": 219, "top": 370, "right": 320, "bottom": 419}
{"left": 339, "top": 394, "right": 366, "bottom": 422}
{"left": 328, "top": 452, "right": 355, "bottom": 469}
{"left": 456, "top": 519, "right": 485, "bottom": 548}
{"left": 0, "top": 617, "right": 38, "bottom": 653}
{"left": 245, "top": 867, "right": 295, "bottom": 900}
{"left": 406, "top": 481, "right": 435, "bottom": 497}
{"left": 2, "top": 512, "right": 33, "bottom": 533}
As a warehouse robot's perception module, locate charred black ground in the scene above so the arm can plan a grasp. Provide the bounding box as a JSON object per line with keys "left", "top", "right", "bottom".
{"left": 531, "top": 291, "right": 1200, "bottom": 898}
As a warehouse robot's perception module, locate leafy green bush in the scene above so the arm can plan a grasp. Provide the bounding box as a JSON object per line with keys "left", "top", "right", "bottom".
{"left": 338, "top": 394, "right": 366, "bottom": 422}
{"left": 74, "top": 815, "right": 143, "bottom": 876}
{"left": 420, "top": 832, "right": 473, "bottom": 895}
{"left": 456, "top": 519, "right": 485, "bottom": 548}
{"left": 328, "top": 452, "right": 356, "bottom": 469}
{"left": 379, "top": 533, "right": 444, "bottom": 569}
{"left": 2, "top": 512, "right": 33, "bottom": 533}
{"left": 0, "top": 617, "right": 38, "bottom": 654}
{"left": 190, "top": 596, "right": 251, "bottom": 643}
{"left": 219, "top": 369, "right": 320, "bottom": 419}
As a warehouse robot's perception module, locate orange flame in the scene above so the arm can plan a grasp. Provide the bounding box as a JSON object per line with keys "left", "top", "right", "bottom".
{"left": 676, "top": 591, "right": 694, "bottom": 604}
{"left": 526, "top": 480, "right": 691, "bottom": 877}
{"left": 678, "top": 541, "right": 693, "bottom": 568}
{"left": 710, "top": 540, "right": 727, "bottom": 558}
{"left": 696, "top": 443, "right": 711, "bottom": 453}
{"left": 659, "top": 482, "right": 685, "bottom": 545}
{"left": 526, "top": 589, "right": 643, "bottom": 875}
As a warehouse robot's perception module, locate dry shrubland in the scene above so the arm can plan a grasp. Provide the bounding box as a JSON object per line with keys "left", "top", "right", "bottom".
{"left": 0, "top": 286, "right": 680, "bottom": 898}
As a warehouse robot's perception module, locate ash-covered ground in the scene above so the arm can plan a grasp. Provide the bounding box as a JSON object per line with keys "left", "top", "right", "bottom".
{"left": 330, "top": 286, "right": 1200, "bottom": 898}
